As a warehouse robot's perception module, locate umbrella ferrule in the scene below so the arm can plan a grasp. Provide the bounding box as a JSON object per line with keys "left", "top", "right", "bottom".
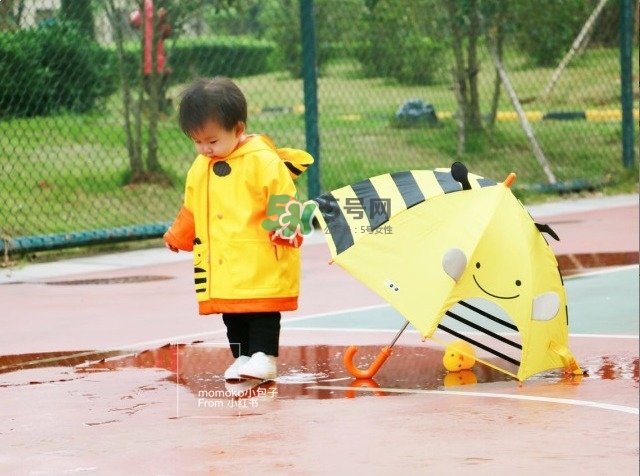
{"left": 504, "top": 172, "right": 517, "bottom": 188}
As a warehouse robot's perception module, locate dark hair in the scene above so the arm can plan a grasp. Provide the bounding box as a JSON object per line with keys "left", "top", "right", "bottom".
{"left": 178, "top": 77, "right": 247, "bottom": 136}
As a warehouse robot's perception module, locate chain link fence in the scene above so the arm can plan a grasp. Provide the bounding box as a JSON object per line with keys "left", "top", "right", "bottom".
{"left": 1, "top": 0, "right": 638, "bottom": 255}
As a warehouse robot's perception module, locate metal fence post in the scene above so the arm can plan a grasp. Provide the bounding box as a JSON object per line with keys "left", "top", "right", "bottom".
{"left": 299, "top": 0, "right": 321, "bottom": 198}
{"left": 619, "top": 0, "right": 636, "bottom": 168}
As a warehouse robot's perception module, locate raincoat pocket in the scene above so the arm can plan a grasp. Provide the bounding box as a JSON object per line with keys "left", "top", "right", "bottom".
{"left": 227, "top": 239, "right": 280, "bottom": 292}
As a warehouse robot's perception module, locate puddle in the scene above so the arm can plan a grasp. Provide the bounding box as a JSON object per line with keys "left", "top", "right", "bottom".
{"left": 72, "top": 343, "right": 637, "bottom": 400}
{"left": 1, "top": 344, "right": 637, "bottom": 403}
{"left": 69, "top": 343, "right": 515, "bottom": 400}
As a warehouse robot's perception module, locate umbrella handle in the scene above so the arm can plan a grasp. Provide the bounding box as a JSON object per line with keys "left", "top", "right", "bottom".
{"left": 343, "top": 345, "right": 393, "bottom": 379}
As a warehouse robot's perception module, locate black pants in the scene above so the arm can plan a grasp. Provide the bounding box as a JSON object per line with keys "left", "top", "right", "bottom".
{"left": 222, "top": 312, "right": 281, "bottom": 358}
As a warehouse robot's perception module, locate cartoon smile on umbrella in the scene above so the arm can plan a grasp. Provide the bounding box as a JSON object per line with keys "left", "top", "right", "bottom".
{"left": 314, "top": 162, "right": 583, "bottom": 383}
{"left": 470, "top": 262, "right": 521, "bottom": 299}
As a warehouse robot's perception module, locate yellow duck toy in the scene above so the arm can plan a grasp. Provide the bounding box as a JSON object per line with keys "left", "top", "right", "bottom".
{"left": 442, "top": 340, "right": 477, "bottom": 372}
{"left": 443, "top": 340, "right": 477, "bottom": 386}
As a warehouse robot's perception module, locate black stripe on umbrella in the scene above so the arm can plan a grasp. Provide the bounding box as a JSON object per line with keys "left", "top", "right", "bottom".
{"left": 390, "top": 171, "right": 425, "bottom": 209}
{"left": 444, "top": 309, "right": 523, "bottom": 350}
{"left": 458, "top": 300, "right": 519, "bottom": 332}
{"left": 350, "top": 179, "right": 387, "bottom": 230}
{"left": 315, "top": 192, "right": 354, "bottom": 254}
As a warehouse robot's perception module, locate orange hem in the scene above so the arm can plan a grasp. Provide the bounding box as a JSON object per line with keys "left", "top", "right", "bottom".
{"left": 198, "top": 297, "right": 298, "bottom": 315}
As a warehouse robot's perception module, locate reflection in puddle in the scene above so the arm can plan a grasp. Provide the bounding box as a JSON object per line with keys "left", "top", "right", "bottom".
{"left": 1, "top": 345, "right": 637, "bottom": 404}
{"left": 584, "top": 355, "right": 639, "bottom": 382}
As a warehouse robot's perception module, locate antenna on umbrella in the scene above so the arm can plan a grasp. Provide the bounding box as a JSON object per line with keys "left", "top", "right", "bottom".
{"left": 451, "top": 162, "right": 472, "bottom": 190}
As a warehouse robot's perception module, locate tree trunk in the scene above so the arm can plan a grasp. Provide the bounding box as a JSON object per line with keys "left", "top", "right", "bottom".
{"left": 488, "top": 2, "right": 507, "bottom": 128}
{"left": 147, "top": 4, "right": 160, "bottom": 174}
{"left": 131, "top": 0, "right": 145, "bottom": 179}
{"left": 104, "top": 0, "right": 136, "bottom": 168}
{"left": 101, "top": 0, "right": 171, "bottom": 184}
{"left": 452, "top": 69, "right": 466, "bottom": 156}
{"left": 466, "top": 0, "right": 483, "bottom": 132}
{"left": 447, "top": 0, "right": 468, "bottom": 154}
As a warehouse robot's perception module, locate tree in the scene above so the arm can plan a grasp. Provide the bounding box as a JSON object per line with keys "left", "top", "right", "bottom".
{"left": 103, "top": 0, "right": 144, "bottom": 183}
{"left": 101, "top": 0, "right": 242, "bottom": 185}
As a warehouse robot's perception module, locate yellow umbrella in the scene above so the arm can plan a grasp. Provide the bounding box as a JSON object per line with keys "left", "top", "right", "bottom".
{"left": 314, "top": 162, "right": 583, "bottom": 382}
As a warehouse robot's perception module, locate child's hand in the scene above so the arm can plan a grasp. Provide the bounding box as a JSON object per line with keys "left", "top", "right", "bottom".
{"left": 165, "top": 242, "right": 179, "bottom": 253}
{"left": 270, "top": 231, "right": 303, "bottom": 248}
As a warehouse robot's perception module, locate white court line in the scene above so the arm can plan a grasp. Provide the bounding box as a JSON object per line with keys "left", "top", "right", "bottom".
{"left": 284, "top": 327, "right": 415, "bottom": 334}
{"left": 306, "top": 385, "right": 640, "bottom": 415}
{"left": 116, "top": 304, "right": 395, "bottom": 350}
{"left": 570, "top": 333, "right": 638, "bottom": 339}
{"left": 284, "top": 303, "right": 390, "bottom": 323}
{"left": 112, "top": 303, "right": 391, "bottom": 349}
{"left": 283, "top": 326, "right": 639, "bottom": 340}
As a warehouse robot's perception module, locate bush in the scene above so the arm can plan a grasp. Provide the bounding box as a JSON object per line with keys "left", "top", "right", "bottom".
{"left": 118, "top": 35, "right": 275, "bottom": 85}
{"left": 0, "top": 22, "right": 117, "bottom": 118}
{"left": 169, "top": 36, "right": 275, "bottom": 82}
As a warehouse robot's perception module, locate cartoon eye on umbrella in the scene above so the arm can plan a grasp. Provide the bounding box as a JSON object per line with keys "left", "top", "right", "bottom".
{"left": 314, "top": 162, "right": 583, "bottom": 383}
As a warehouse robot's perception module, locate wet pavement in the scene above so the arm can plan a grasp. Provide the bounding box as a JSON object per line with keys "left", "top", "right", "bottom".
{"left": 0, "top": 194, "right": 638, "bottom": 475}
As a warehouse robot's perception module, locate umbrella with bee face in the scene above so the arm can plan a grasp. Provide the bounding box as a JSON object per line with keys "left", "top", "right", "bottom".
{"left": 314, "top": 162, "right": 582, "bottom": 382}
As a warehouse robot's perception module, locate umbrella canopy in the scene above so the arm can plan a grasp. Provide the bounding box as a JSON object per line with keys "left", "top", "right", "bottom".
{"left": 314, "top": 163, "right": 582, "bottom": 382}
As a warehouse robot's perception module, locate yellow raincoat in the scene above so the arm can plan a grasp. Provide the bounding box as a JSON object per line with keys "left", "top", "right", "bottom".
{"left": 164, "top": 135, "right": 313, "bottom": 315}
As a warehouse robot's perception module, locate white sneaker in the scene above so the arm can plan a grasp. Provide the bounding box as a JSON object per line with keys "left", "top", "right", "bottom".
{"left": 238, "top": 352, "right": 277, "bottom": 380}
{"left": 224, "top": 355, "right": 251, "bottom": 380}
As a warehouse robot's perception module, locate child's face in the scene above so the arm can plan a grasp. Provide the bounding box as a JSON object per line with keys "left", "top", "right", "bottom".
{"left": 190, "top": 119, "right": 244, "bottom": 159}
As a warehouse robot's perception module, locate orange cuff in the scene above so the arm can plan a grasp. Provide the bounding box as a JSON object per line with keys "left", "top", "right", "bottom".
{"left": 164, "top": 206, "right": 195, "bottom": 251}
